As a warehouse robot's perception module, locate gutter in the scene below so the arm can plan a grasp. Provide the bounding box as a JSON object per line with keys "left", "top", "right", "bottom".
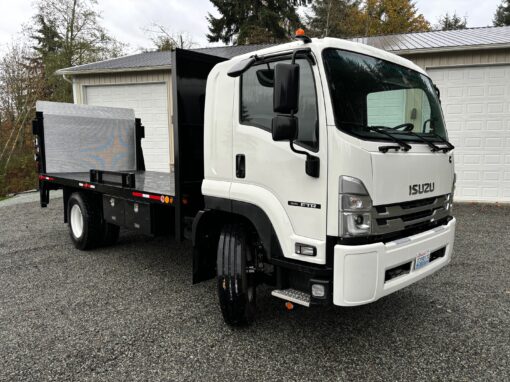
{"left": 56, "top": 65, "right": 173, "bottom": 76}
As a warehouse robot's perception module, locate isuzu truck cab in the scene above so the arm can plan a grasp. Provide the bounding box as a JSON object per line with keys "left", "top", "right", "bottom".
{"left": 34, "top": 34, "right": 456, "bottom": 326}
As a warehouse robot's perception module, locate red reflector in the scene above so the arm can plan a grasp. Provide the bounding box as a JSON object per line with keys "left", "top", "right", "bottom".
{"left": 39, "top": 175, "right": 55, "bottom": 181}
{"left": 78, "top": 182, "right": 95, "bottom": 189}
{"left": 131, "top": 191, "right": 162, "bottom": 201}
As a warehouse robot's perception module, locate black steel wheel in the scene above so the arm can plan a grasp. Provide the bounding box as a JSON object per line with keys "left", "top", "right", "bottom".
{"left": 217, "top": 224, "right": 256, "bottom": 326}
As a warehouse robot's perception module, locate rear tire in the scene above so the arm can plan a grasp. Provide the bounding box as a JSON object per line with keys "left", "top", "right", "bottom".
{"left": 217, "top": 224, "right": 257, "bottom": 326}
{"left": 67, "top": 192, "right": 104, "bottom": 250}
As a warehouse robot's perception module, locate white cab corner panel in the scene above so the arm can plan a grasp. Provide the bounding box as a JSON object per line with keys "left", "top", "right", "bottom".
{"left": 203, "top": 63, "right": 235, "bottom": 182}
{"left": 84, "top": 82, "right": 171, "bottom": 173}
{"left": 229, "top": 182, "right": 327, "bottom": 264}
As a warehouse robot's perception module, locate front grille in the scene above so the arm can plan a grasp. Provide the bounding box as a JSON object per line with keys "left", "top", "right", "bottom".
{"left": 372, "top": 195, "right": 449, "bottom": 235}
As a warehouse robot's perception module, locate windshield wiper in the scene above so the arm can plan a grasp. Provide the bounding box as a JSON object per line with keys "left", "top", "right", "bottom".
{"left": 385, "top": 126, "right": 454, "bottom": 153}
{"left": 340, "top": 122, "right": 412, "bottom": 153}
{"left": 383, "top": 125, "right": 444, "bottom": 153}
{"left": 424, "top": 132, "right": 455, "bottom": 152}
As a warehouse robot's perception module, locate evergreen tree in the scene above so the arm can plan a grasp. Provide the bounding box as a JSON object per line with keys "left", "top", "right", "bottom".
{"left": 30, "top": 0, "right": 125, "bottom": 102}
{"left": 494, "top": 0, "right": 510, "bottom": 26}
{"left": 207, "top": 0, "right": 308, "bottom": 45}
{"left": 307, "top": 0, "right": 364, "bottom": 38}
{"left": 436, "top": 12, "right": 467, "bottom": 31}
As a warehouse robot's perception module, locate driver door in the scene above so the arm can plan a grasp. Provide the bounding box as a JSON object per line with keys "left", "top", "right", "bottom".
{"left": 231, "top": 56, "right": 328, "bottom": 262}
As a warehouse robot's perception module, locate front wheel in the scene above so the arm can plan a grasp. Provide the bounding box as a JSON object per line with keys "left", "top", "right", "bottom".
{"left": 217, "top": 224, "right": 257, "bottom": 326}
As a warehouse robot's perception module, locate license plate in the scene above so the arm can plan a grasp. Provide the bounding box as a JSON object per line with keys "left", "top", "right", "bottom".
{"left": 415, "top": 251, "right": 431, "bottom": 270}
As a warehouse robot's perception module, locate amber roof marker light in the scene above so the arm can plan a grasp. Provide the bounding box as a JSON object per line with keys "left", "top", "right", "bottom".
{"left": 295, "top": 28, "right": 311, "bottom": 43}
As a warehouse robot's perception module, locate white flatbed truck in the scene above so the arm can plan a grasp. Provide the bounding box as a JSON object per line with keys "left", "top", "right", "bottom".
{"left": 34, "top": 34, "right": 456, "bottom": 326}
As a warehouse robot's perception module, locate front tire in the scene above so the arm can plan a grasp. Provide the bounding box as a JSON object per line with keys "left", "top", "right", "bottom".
{"left": 217, "top": 224, "right": 257, "bottom": 326}
{"left": 67, "top": 192, "right": 104, "bottom": 250}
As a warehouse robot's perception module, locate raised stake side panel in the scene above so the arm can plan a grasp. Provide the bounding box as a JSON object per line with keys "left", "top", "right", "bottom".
{"left": 35, "top": 101, "right": 137, "bottom": 173}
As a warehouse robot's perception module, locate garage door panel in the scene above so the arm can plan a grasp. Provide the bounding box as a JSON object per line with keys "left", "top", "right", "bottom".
{"left": 429, "top": 65, "right": 510, "bottom": 202}
{"left": 85, "top": 83, "right": 170, "bottom": 173}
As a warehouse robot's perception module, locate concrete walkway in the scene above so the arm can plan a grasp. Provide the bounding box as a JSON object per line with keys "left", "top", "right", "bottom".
{"left": 0, "top": 190, "right": 62, "bottom": 208}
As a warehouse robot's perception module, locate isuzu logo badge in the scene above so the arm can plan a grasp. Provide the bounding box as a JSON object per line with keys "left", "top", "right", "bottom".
{"left": 409, "top": 182, "right": 435, "bottom": 195}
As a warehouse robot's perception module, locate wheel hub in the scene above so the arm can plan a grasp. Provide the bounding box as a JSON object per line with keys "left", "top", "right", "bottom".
{"left": 70, "top": 204, "right": 84, "bottom": 239}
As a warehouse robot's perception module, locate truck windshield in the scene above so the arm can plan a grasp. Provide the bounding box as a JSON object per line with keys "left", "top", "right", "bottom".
{"left": 322, "top": 48, "right": 447, "bottom": 142}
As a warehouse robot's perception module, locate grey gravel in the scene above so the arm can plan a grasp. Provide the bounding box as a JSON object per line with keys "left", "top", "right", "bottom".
{"left": 0, "top": 200, "right": 509, "bottom": 381}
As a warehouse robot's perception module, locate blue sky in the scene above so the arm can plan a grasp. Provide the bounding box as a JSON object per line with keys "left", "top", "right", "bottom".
{"left": 0, "top": 0, "right": 504, "bottom": 54}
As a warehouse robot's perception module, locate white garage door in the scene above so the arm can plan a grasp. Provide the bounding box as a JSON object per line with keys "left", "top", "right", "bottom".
{"left": 428, "top": 65, "right": 510, "bottom": 203}
{"left": 85, "top": 83, "right": 171, "bottom": 173}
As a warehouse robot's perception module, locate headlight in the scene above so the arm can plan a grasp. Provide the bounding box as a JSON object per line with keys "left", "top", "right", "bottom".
{"left": 341, "top": 194, "right": 372, "bottom": 210}
{"left": 339, "top": 176, "right": 373, "bottom": 237}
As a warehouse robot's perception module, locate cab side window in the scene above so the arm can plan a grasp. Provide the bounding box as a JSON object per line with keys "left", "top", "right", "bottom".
{"left": 240, "top": 58, "right": 319, "bottom": 151}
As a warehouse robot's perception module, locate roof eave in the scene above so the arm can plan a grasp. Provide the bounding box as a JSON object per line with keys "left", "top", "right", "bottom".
{"left": 56, "top": 65, "right": 173, "bottom": 76}
{"left": 393, "top": 43, "right": 510, "bottom": 56}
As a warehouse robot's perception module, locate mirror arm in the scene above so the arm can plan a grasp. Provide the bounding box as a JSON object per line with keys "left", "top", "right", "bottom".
{"left": 291, "top": 47, "right": 312, "bottom": 64}
{"left": 289, "top": 140, "right": 307, "bottom": 156}
{"left": 288, "top": 140, "right": 320, "bottom": 178}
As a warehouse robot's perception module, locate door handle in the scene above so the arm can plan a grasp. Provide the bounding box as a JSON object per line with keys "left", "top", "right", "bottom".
{"left": 236, "top": 154, "right": 245, "bottom": 178}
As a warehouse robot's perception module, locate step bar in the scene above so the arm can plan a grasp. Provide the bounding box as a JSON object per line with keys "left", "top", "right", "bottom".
{"left": 271, "top": 289, "right": 311, "bottom": 307}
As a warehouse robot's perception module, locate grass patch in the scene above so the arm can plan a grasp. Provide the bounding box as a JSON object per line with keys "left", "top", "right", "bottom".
{"left": 0, "top": 150, "right": 38, "bottom": 198}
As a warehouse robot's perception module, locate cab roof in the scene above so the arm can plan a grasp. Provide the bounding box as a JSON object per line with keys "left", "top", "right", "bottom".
{"left": 226, "top": 37, "right": 428, "bottom": 76}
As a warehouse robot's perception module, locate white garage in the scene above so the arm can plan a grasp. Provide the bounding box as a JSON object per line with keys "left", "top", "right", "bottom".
{"left": 428, "top": 65, "right": 510, "bottom": 202}
{"left": 84, "top": 83, "right": 170, "bottom": 173}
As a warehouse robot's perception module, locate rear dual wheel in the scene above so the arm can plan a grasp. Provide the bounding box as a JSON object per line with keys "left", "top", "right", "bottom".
{"left": 68, "top": 192, "right": 119, "bottom": 250}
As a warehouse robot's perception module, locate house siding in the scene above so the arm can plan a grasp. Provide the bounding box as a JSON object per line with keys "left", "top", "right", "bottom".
{"left": 402, "top": 49, "right": 510, "bottom": 70}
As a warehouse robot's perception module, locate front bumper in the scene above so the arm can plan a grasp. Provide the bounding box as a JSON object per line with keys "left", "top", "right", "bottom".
{"left": 333, "top": 218, "right": 456, "bottom": 306}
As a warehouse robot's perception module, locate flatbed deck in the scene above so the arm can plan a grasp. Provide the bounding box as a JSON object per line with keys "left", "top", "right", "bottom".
{"left": 42, "top": 171, "right": 176, "bottom": 205}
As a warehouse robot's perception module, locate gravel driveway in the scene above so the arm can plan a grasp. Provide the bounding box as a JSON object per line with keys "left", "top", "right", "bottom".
{"left": 0, "top": 198, "right": 508, "bottom": 381}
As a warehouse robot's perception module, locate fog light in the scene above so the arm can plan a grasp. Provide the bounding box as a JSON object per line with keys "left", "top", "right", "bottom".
{"left": 295, "top": 243, "right": 316, "bottom": 256}
{"left": 342, "top": 212, "right": 371, "bottom": 236}
{"left": 311, "top": 284, "right": 325, "bottom": 298}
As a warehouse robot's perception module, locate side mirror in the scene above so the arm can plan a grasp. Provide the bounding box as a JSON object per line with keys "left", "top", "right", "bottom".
{"left": 273, "top": 63, "right": 299, "bottom": 114}
{"left": 272, "top": 115, "right": 297, "bottom": 141}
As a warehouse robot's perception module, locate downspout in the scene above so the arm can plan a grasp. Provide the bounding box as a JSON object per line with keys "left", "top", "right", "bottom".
{"left": 62, "top": 73, "right": 73, "bottom": 84}
{"left": 62, "top": 74, "right": 79, "bottom": 104}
